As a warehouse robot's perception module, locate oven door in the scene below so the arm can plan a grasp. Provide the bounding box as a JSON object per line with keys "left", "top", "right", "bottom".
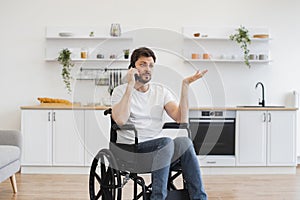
{"left": 189, "top": 118, "right": 235, "bottom": 156}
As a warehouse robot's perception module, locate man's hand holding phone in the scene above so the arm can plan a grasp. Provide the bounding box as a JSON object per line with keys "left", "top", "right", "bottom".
{"left": 127, "top": 68, "right": 140, "bottom": 86}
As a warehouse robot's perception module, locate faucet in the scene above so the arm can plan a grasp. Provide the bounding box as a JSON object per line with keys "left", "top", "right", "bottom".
{"left": 255, "top": 82, "right": 265, "bottom": 107}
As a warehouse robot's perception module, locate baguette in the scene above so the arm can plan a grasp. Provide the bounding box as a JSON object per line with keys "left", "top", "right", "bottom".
{"left": 37, "top": 97, "right": 72, "bottom": 105}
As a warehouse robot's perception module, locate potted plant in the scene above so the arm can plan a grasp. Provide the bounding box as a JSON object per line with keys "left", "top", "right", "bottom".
{"left": 123, "top": 49, "right": 130, "bottom": 59}
{"left": 57, "top": 48, "right": 74, "bottom": 93}
{"left": 230, "top": 26, "right": 251, "bottom": 68}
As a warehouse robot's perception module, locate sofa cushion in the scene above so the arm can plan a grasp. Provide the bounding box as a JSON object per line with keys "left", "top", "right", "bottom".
{"left": 0, "top": 145, "right": 20, "bottom": 169}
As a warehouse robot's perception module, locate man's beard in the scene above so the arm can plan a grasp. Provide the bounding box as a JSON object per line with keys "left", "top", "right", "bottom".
{"left": 138, "top": 73, "right": 151, "bottom": 84}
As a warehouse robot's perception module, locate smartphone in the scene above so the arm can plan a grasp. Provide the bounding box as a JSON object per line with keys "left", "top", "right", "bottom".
{"left": 134, "top": 74, "right": 140, "bottom": 81}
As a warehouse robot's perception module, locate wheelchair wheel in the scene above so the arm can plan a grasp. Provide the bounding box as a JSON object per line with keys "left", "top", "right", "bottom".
{"left": 89, "top": 149, "right": 122, "bottom": 200}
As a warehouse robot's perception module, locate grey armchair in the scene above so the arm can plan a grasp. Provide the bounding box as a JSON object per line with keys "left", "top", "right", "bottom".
{"left": 0, "top": 130, "right": 22, "bottom": 193}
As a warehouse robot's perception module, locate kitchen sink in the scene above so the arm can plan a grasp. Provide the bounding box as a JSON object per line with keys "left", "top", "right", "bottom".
{"left": 237, "top": 105, "right": 285, "bottom": 108}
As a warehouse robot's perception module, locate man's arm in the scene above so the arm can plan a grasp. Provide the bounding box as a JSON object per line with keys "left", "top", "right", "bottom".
{"left": 165, "top": 70, "right": 208, "bottom": 123}
{"left": 111, "top": 68, "right": 137, "bottom": 125}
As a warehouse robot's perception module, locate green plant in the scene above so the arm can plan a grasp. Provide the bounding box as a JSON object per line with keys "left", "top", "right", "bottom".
{"left": 230, "top": 26, "right": 251, "bottom": 68}
{"left": 57, "top": 48, "right": 74, "bottom": 93}
{"left": 123, "top": 49, "right": 130, "bottom": 59}
{"left": 123, "top": 49, "right": 130, "bottom": 55}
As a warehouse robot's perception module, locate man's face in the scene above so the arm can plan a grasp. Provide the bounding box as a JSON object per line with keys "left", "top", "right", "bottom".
{"left": 134, "top": 56, "right": 154, "bottom": 84}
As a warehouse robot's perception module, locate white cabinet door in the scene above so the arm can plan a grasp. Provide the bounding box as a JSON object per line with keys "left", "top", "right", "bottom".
{"left": 84, "top": 110, "right": 110, "bottom": 166}
{"left": 21, "top": 110, "right": 52, "bottom": 165}
{"left": 52, "top": 110, "right": 85, "bottom": 166}
{"left": 267, "top": 111, "right": 297, "bottom": 166}
{"left": 236, "top": 111, "right": 267, "bottom": 166}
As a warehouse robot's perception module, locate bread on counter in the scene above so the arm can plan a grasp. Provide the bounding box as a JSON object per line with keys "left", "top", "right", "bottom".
{"left": 37, "top": 97, "right": 72, "bottom": 105}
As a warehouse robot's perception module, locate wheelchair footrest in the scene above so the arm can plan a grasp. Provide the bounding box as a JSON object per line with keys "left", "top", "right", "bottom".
{"left": 166, "top": 189, "right": 190, "bottom": 200}
{"left": 145, "top": 192, "right": 151, "bottom": 200}
{"left": 144, "top": 189, "right": 189, "bottom": 200}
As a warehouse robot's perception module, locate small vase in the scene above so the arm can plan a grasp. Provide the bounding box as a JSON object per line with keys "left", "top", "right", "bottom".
{"left": 110, "top": 24, "right": 121, "bottom": 37}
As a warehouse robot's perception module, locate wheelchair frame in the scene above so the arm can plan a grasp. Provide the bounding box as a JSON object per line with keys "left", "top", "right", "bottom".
{"left": 89, "top": 108, "right": 191, "bottom": 200}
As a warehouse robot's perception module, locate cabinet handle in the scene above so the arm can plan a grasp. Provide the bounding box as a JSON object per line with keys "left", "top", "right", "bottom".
{"left": 53, "top": 112, "right": 56, "bottom": 121}
{"left": 263, "top": 113, "right": 266, "bottom": 122}
{"left": 206, "top": 161, "right": 216, "bottom": 164}
{"left": 268, "top": 113, "right": 271, "bottom": 122}
{"left": 48, "top": 112, "right": 51, "bottom": 121}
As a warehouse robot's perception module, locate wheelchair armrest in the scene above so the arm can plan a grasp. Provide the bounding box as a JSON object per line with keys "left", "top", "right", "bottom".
{"left": 105, "top": 108, "right": 136, "bottom": 131}
{"left": 163, "top": 122, "right": 189, "bottom": 129}
{"left": 112, "top": 123, "right": 138, "bottom": 144}
{"left": 104, "top": 108, "right": 139, "bottom": 144}
{"left": 117, "top": 124, "right": 137, "bottom": 131}
{"left": 104, "top": 108, "right": 112, "bottom": 115}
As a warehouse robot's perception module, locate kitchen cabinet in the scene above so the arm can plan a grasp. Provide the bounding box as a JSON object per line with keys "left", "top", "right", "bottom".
{"left": 52, "top": 110, "right": 84, "bottom": 166}
{"left": 236, "top": 110, "right": 296, "bottom": 166}
{"left": 21, "top": 109, "right": 85, "bottom": 166}
{"left": 21, "top": 106, "right": 298, "bottom": 174}
{"left": 182, "top": 27, "right": 271, "bottom": 65}
{"left": 22, "top": 110, "right": 52, "bottom": 165}
{"left": 84, "top": 110, "right": 110, "bottom": 166}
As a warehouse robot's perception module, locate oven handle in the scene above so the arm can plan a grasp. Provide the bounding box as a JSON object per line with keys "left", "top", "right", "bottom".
{"left": 189, "top": 119, "right": 235, "bottom": 123}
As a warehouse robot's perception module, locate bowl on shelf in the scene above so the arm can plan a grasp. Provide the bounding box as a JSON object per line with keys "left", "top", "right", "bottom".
{"left": 59, "top": 32, "right": 73, "bottom": 37}
{"left": 193, "top": 33, "right": 200, "bottom": 37}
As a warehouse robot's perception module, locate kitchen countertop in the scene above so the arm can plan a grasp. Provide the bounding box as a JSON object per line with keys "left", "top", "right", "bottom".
{"left": 190, "top": 107, "right": 298, "bottom": 111}
{"left": 20, "top": 104, "right": 298, "bottom": 111}
{"left": 20, "top": 104, "right": 110, "bottom": 110}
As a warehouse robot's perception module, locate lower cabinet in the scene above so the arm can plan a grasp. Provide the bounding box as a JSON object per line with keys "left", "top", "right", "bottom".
{"left": 236, "top": 110, "right": 297, "bottom": 166}
{"left": 22, "top": 110, "right": 52, "bottom": 165}
{"left": 22, "top": 109, "right": 89, "bottom": 166}
{"left": 21, "top": 108, "right": 297, "bottom": 171}
{"left": 52, "top": 110, "right": 84, "bottom": 166}
{"left": 84, "top": 110, "right": 110, "bottom": 166}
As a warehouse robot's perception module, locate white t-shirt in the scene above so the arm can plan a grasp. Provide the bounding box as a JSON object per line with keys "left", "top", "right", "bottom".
{"left": 111, "top": 82, "right": 177, "bottom": 144}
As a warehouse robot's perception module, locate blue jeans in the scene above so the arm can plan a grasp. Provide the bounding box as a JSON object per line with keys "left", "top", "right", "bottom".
{"left": 137, "top": 137, "right": 207, "bottom": 200}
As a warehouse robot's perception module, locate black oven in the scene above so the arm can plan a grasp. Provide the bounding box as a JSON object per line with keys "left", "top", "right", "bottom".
{"left": 189, "top": 110, "right": 236, "bottom": 156}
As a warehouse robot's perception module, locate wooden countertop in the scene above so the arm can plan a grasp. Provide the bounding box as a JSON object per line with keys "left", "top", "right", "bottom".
{"left": 21, "top": 104, "right": 298, "bottom": 111}
{"left": 20, "top": 104, "right": 110, "bottom": 110}
{"left": 190, "top": 107, "right": 298, "bottom": 111}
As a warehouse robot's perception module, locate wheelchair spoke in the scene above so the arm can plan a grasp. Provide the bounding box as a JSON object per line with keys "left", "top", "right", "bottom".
{"left": 89, "top": 149, "right": 122, "bottom": 200}
{"left": 94, "top": 172, "right": 101, "bottom": 185}
{"left": 102, "top": 167, "right": 112, "bottom": 183}
{"left": 95, "top": 188, "right": 103, "bottom": 200}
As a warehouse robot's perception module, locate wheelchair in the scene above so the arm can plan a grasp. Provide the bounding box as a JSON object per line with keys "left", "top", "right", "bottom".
{"left": 89, "top": 108, "right": 192, "bottom": 200}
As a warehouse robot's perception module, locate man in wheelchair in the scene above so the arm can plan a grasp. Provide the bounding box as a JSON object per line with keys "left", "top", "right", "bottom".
{"left": 111, "top": 47, "right": 208, "bottom": 200}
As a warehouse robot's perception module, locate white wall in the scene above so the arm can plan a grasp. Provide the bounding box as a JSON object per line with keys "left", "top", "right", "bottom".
{"left": 1, "top": 0, "right": 300, "bottom": 155}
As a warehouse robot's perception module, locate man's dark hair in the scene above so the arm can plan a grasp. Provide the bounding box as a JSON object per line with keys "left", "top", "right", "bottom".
{"left": 128, "top": 47, "right": 156, "bottom": 69}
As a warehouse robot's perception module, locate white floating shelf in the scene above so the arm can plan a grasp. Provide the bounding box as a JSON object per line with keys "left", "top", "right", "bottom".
{"left": 46, "top": 58, "right": 130, "bottom": 62}
{"left": 184, "top": 59, "right": 272, "bottom": 63}
{"left": 46, "top": 36, "right": 133, "bottom": 40}
{"left": 184, "top": 37, "right": 271, "bottom": 41}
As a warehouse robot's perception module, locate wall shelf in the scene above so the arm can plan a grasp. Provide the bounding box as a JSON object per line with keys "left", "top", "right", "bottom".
{"left": 184, "top": 59, "right": 272, "bottom": 63}
{"left": 46, "top": 36, "right": 133, "bottom": 40}
{"left": 46, "top": 58, "right": 130, "bottom": 63}
{"left": 184, "top": 37, "right": 271, "bottom": 41}
{"left": 45, "top": 26, "right": 134, "bottom": 66}
{"left": 182, "top": 26, "right": 271, "bottom": 66}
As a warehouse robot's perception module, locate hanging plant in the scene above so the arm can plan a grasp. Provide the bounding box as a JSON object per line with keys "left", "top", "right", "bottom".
{"left": 57, "top": 48, "right": 74, "bottom": 93}
{"left": 230, "top": 26, "right": 251, "bottom": 68}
